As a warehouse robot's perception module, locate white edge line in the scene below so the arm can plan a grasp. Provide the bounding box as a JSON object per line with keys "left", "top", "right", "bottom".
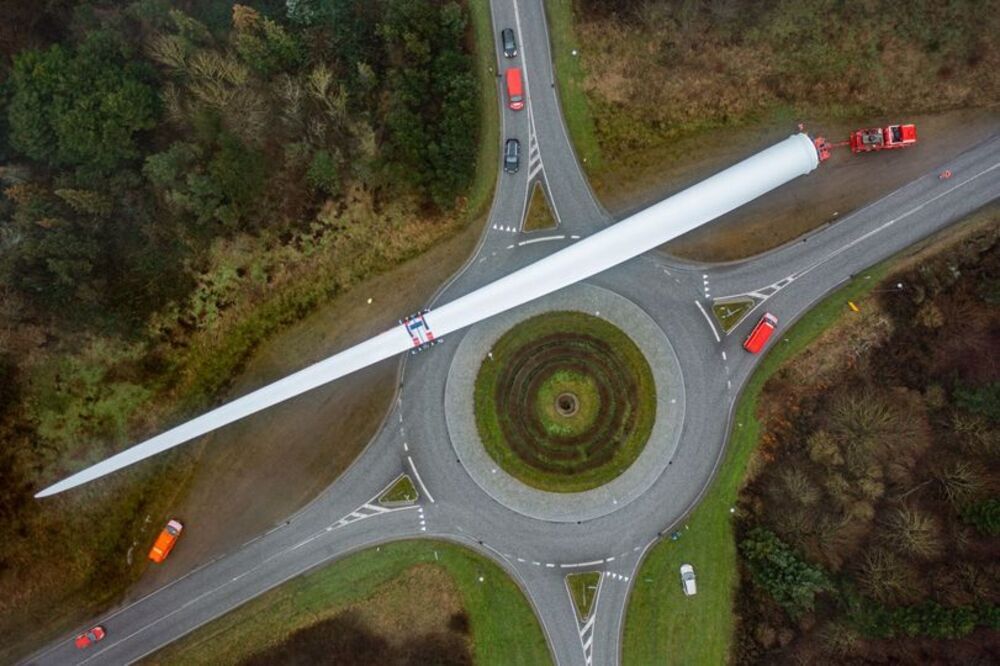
{"left": 694, "top": 300, "right": 721, "bottom": 342}
{"left": 406, "top": 455, "right": 435, "bottom": 503}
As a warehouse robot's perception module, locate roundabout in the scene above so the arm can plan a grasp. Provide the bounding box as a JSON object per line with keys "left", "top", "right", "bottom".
{"left": 473, "top": 311, "right": 656, "bottom": 493}
{"left": 445, "top": 283, "right": 686, "bottom": 522}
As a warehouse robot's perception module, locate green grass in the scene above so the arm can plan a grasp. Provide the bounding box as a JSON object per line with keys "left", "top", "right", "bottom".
{"left": 474, "top": 311, "right": 656, "bottom": 492}
{"left": 535, "top": 369, "right": 600, "bottom": 437}
{"left": 622, "top": 266, "right": 888, "bottom": 665}
{"left": 466, "top": 0, "right": 501, "bottom": 220}
{"left": 147, "top": 540, "right": 552, "bottom": 666}
{"left": 566, "top": 571, "right": 602, "bottom": 622}
{"left": 713, "top": 299, "right": 756, "bottom": 333}
{"left": 544, "top": 0, "right": 603, "bottom": 174}
{"left": 377, "top": 474, "right": 419, "bottom": 505}
{"left": 523, "top": 182, "right": 558, "bottom": 232}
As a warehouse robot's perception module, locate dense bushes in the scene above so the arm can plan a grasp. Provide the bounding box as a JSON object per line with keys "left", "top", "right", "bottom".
{"left": 734, "top": 221, "right": 1000, "bottom": 662}
{"left": 738, "top": 528, "right": 831, "bottom": 617}
{"left": 960, "top": 499, "right": 1000, "bottom": 536}
{"left": 855, "top": 599, "right": 999, "bottom": 640}
{"left": 7, "top": 31, "right": 159, "bottom": 172}
{"left": 1, "top": 0, "right": 480, "bottom": 334}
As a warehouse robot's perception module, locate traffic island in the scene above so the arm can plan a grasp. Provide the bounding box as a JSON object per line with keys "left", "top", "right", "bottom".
{"left": 473, "top": 311, "right": 656, "bottom": 493}
{"left": 444, "top": 283, "right": 685, "bottom": 522}
{"left": 712, "top": 298, "right": 755, "bottom": 333}
{"left": 377, "top": 474, "right": 419, "bottom": 507}
{"left": 566, "top": 571, "right": 603, "bottom": 622}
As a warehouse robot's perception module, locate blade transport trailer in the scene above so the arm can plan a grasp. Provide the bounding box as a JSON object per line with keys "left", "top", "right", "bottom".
{"left": 401, "top": 310, "right": 441, "bottom": 353}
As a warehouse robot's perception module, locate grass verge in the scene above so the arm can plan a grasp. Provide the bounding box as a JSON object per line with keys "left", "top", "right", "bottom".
{"left": 544, "top": 0, "right": 603, "bottom": 174}
{"left": 377, "top": 474, "right": 418, "bottom": 506}
{"left": 145, "top": 539, "right": 552, "bottom": 666}
{"left": 523, "top": 182, "right": 558, "bottom": 232}
{"left": 466, "top": 0, "right": 501, "bottom": 220}
{"left": 566, "top": 571, "right": 602, "bottom": 622}
{"left": 622, "top": 267, "right": 888, "bottom": 665}
{"left": 712, "top": 299, "right": 755, "bottom": 333}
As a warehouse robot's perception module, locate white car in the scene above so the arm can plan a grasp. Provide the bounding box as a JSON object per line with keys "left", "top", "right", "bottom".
{"left": 680, "top": 563, "right": 697, "bottom": 596}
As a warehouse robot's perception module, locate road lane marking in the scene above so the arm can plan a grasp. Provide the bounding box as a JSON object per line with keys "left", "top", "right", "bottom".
{"left": 694, "top": 300, "right": 721, "bottom": 342}
{"left": 407, "top": 455, "right": 435, "bottom": 503}
{"left": 560, "top": 559, "right": 605, "bottom": 568}
{"left": 717, "top": 159, "right": 1000, "bottom": 316}
{"left": 517, "top": 234, "right": 565, "bottom": 246}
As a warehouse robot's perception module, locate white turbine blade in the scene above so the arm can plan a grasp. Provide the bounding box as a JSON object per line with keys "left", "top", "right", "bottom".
{"left": 36, "top": 134, "right": 819, "bottom": 497}
{"left": 35, "top": 328, "right": 411, "bottom": 497}
{"left": 428, "top": 134, "right": 819, "bottom": 334}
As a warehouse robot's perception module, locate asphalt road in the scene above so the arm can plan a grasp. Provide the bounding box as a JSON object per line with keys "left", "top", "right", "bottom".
{"left": 24, "top": 1, "right": 1000, "bottom": 664}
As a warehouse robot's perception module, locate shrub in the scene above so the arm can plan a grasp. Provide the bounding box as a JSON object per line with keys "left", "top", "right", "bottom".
{"left": 960, "top": 499, "right": 1000, "bottom": 536}
{"left": 858, "top": 548, "right": 921, "bottom": 605}
{"left": 6, "top": 31, "right": 158, "bottom": 171}
{"left": 884, "top": 506, "right": 943, "bottom": 560}
{"left": 955, "top": 382, "right": 1000, "bottom": 423}
{"left": 739, "top": 527, "right": 831, "bottom": 617}
{"left": 778, "top": 467, "right": 821, "bottom": 506}
{"left": 232, "top": 5, "right": 303, "bottom": 76}
{"left": 306, "top": 150, "right": 340, "bottom": 196}
{"left": 807, "top": 429, "right": 843, "bottom": 467}
{"left": 856, "top": 601, "right": 995, "bottom": 640}
{"left": 934, "top": 462, "right": 984, "bottom": 507}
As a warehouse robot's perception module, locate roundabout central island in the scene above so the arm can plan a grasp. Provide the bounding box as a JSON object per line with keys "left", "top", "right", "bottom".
{"left": 445, "top": 283, "right": 686, "bottom": 522}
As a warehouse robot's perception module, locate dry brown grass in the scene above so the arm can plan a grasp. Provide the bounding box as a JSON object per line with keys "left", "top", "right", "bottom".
{"left": 576, "top": 1, "right": 1000, "bottom": 170}
{"left": 350, "top": 564, "right": 466, "bottom": 644}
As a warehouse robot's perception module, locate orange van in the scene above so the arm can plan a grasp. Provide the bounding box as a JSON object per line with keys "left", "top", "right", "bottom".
{"left": 148, "top": 519, "right": 183, "bottom": 563}
{"left": 505, "top": 67, "right": 524, "bottom": 111}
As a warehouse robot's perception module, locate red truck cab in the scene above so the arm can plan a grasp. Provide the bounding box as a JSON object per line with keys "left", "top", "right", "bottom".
{"left": 505, "top": 67, "right": 524, "bottom": 111}
{"left": 743, "top": 313, "right": 778, "bottom": 354}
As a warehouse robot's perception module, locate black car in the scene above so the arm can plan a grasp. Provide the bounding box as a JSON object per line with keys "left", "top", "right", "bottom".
{"left": 502, "top": 28, "right": 517, "bottom": 58}
{"left": 504, "top": 139, "right": 520, "bottom": 174}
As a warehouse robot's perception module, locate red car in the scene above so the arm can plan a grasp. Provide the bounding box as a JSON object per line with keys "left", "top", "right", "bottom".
{"left": 743, "top": 312, "right": 778, "bottom": 354}
{"left": 505, "top": 67, "right": 524, "bottom": 111}
{"left": 75, "top": 625, "right": 106, "bottom": 649}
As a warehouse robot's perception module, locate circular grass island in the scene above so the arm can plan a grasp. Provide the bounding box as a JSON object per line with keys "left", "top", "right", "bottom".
{"left": 473, "top": 311, "right": 657, "bottom": 493}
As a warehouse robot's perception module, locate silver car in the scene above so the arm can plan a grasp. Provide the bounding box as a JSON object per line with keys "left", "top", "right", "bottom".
{"left": 680, "top": 563, "right": 697, "bottom": 596}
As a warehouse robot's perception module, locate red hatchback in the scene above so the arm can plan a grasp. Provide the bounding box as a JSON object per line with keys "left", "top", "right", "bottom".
{"left": 75, "top": 625, "right": 106, "bottom": 649}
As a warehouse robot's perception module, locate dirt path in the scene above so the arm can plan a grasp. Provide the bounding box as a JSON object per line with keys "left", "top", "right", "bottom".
{"left": 595, "top": 109, "right": 1000, "bottom": 262}
{"left": 130, "top": 220, "right": 484, "bottom": 598}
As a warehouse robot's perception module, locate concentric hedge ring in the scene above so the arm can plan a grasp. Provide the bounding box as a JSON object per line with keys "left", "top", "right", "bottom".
{"left": 474, "top": 311, "right": 656, "bottom": 493}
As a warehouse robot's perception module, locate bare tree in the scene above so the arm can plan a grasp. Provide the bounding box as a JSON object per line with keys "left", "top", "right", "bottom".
{"left": 884, "top": 505, "right": 943, "bottom": 560}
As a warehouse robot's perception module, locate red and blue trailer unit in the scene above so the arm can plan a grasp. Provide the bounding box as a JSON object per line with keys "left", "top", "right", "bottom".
{"left": 401, "top": 310, "right": 439, "bottom": 353}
